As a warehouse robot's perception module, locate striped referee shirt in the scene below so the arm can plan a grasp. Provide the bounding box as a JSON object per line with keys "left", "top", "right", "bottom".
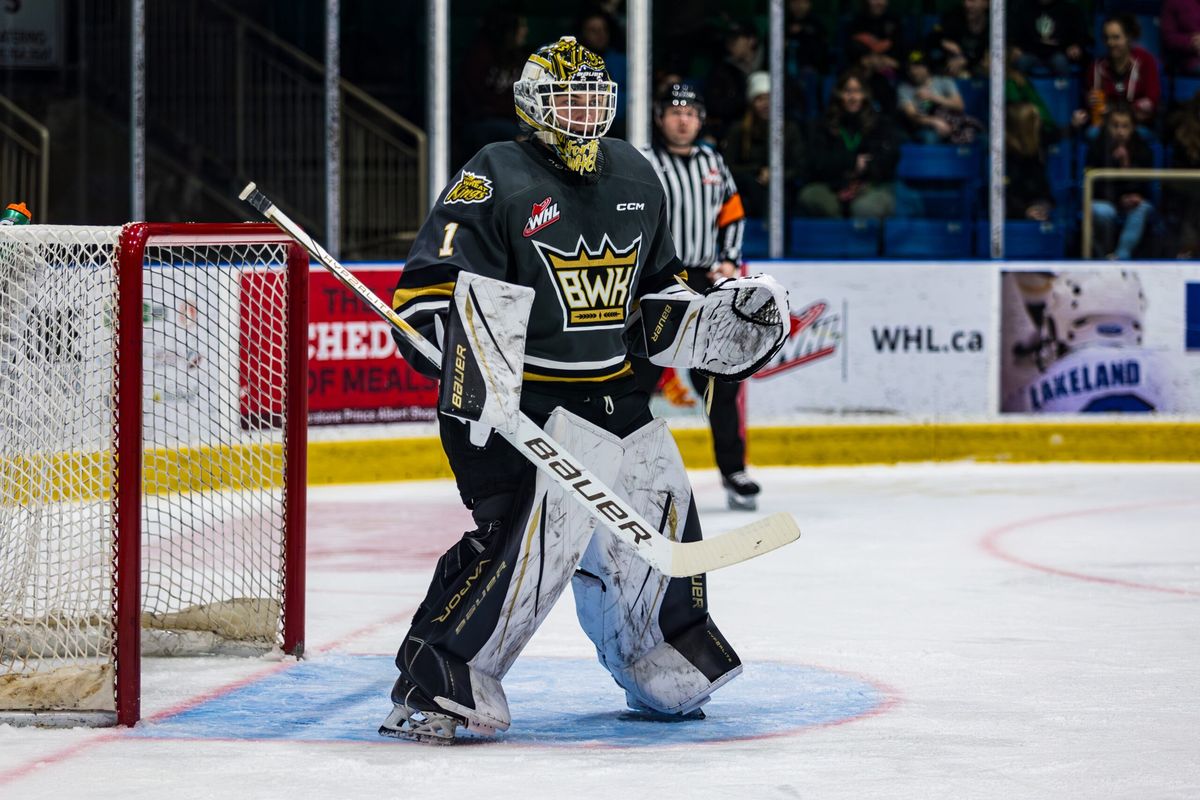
{"left": 642, "top": 143, "right": 745, "bottom": 270}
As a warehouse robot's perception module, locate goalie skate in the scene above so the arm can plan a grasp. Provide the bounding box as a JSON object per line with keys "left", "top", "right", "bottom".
{"left": 378, "top": 701, "right": 462, "bottom": 745}
{"left": 378, "top": 679, "right": 464, "bottom": 744}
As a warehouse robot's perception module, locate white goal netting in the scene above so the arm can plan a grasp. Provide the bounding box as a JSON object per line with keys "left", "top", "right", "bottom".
{"left": 0, "top": 225, "right": 302, "bottom": 723}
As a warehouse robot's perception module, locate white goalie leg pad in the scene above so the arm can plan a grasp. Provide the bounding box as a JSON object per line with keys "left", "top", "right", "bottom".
{"left": 622, "top": 639, "right": 744, "bottom": 716}
{"left": 572, "top": 418, "right": 738, "bottom": 713}
{"left": 465, "top": 409, "right": 625, "bottom": 700}
{"left": 438, "top": 271, "right": 535, "bottom": 436}
{"left": 638, "top": 274, "right": 789, "bottom": 381}
{"left": 434, "top": 667, "right": 510, "bottom": 735}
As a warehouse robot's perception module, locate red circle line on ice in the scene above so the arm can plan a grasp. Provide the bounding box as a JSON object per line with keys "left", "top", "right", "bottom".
{"left": 980, "top": 499, "right": 1200, "bottom": 598}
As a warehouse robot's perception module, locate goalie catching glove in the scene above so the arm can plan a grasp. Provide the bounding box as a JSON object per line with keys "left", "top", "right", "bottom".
{"left": 636, "top": 274, "right": 789, "bottom": 381}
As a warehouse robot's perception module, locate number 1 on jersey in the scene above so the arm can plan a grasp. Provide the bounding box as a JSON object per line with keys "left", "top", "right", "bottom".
{"left": 438, "top": 222, "right": 459, "bottom": 258}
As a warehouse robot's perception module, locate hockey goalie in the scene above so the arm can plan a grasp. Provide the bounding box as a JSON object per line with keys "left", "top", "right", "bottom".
{"left": 379, "top": 35, "right": 789, "bottom": 743}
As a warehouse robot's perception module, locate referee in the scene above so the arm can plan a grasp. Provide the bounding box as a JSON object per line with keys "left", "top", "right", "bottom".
{"left": 635, "top": 83, "right": 760, "bottom": 511}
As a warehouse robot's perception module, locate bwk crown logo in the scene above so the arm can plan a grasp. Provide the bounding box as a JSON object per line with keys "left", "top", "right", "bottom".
{"left": 532, "top": 235, "right": 641, "bottom": 330}
{"left": 445, "top": 170, "right": 493, "bottom": 204}
{"left": 523, "top": 196, "right": 561, "bottom": 238}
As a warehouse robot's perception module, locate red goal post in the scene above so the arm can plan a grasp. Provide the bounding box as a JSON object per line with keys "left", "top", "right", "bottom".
{"left": 0, "top": 223, "right": 307, "bottom": 726}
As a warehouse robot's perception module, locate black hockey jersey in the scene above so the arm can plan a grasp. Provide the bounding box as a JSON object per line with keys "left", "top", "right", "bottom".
{"left": 391, "top": 139, "right": 682, "bottom": 387}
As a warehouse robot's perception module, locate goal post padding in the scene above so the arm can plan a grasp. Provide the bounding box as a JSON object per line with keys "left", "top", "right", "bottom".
{"left": 0, "top": 223, "right": 307, "bottom": 726}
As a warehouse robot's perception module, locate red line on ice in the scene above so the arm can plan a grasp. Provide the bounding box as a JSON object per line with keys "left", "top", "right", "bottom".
{"left": 979, "top": 499, "right": 1200, "bottom": 598}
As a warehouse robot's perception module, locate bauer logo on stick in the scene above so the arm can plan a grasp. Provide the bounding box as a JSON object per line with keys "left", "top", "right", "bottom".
{"left": 445, "top": 171, "right": 494, "bottom": 205}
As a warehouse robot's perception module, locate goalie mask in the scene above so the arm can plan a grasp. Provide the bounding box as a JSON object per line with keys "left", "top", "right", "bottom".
{"left": 514, "top": 36, "right": 617, "bottom": 175}
{"left": 1044, "top": 269, "right": 1146, "bottom": 358}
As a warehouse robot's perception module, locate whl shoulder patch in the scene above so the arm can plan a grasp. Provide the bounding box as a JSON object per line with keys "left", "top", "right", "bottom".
{"left": 445, "top": 170, "right": 494, "bottom": 205}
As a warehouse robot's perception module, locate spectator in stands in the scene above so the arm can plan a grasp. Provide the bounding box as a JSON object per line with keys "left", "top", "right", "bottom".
{"left": 799, "top": 69, "right": 899, "bottom": 219}
{"left": 845, "top": 0, "right": 905, "bottom": 112}
{"left": 1166, "top": 95, "right": 1200, "bottom": 255}
{"left": 846, "top": 0, "right": 905, "bottom": 76}
{"left": 706, "top": 22, "right": 761, "bottom": 142}
{"left": 578, "top": 9, "right": 628, "bottom": 137}
{"left": 785, "top": 0, "right": 830, "bottom": 118}
{"left": 1085, "top": 102, "right": 1158, "bottom": 259}
{"left": 1006, "top": 47, "right": 1061, "bottom": 140}
{"left": 934, "top": 0, "right": 990, "bottom": 79}
{"left": 1163, "top": 0, "right": 1200, "bottom": 75}
{"left": 898, "top": 50, "right": 979, "bottom": 144}
{"left": 1005, "top": 103, "right": 1055, "bottom": 221}
{"left": 723, "top": 71, "right": 805, "bottom": 218}
{"left": 1072, "top": 15, "right": 1161, "bottom": 135}
{"left": 458, "top": 10, "right": 529, "bottom": 157}
{"left": 786, "top": 0, "right": 829, "bottom": 74}
{"left": 1010, "top": 0, "right": 1088, "bottom": 77}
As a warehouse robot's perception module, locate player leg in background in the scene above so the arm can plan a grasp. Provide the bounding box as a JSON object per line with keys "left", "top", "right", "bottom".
{"left": 571, "top": 416, "right": 742, "bottom": 718}
{"left": 691, "top": 368, "right": 760, "bottom": 511}
{"left": 1090, "top": 200, "right": 1120, "bottom": 258}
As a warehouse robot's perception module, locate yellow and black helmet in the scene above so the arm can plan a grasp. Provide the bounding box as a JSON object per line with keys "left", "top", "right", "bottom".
{"left": 514, "top": 36, "right": 617, "bottom": 149}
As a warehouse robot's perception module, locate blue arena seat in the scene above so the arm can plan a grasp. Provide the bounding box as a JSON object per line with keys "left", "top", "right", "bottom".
{"left": 788, "top": 217, "right": 881, "bottom": 258}
{"left": 897, "top": 143, "right": 981, "bottom": 219}
{"left": 1045, "top": 142, "right": 1075, "bottom": 207}
{"left": 955, "top": 78, "right": 988, "bottom": 122}
{"left": 882, "top": 218, "right": 972, "bottom": 258}
{"left": 1173, "top": 76, "right": 1200, "bottom": 105}
{"left": 973, "top": 220, "right": 1067, "bottom": 259}
{"left": 1134, "top": 14, "right": 1162, "bottom": 62}
{"left": 1028, "top": 77, "right": 1078, "bottom": 130}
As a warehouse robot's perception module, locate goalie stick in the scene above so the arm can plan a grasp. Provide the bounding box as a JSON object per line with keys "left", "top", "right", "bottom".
{"left": 238, "top": 182, "right": 799, "bottom": 577}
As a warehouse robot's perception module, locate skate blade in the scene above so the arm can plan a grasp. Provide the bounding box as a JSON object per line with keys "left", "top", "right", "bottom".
{"left": 725, "top": 491, "right": 757, "bottom": 511}
{"left": 378, "top": 724, "right": 457, "bottom": 745}
{"left": 378, "top": 705, "right": 459, "bottom": 744}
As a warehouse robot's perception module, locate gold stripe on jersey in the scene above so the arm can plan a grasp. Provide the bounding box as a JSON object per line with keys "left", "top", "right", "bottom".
{"left": 523, "top": 361, "right": 632, "bottom": 383}
{"left": 392, "top": 281, "right": 454, "bottom": 312}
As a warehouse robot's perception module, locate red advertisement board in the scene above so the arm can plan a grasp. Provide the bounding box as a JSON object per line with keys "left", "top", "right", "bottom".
{"left": 307, "top": 266, "right": 437, "bottom": 425}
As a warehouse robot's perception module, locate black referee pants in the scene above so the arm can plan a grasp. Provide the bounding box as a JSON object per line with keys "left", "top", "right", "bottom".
{"left": 629, "top": 358, "right": 747, "bottom": 478}
{"left": 629, "top": 266, "right": 747, "bottom": 477}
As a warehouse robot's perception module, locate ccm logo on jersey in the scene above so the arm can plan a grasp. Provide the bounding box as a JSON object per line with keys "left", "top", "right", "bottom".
{"left": 616, "top": 202, "right": 645, "bottom": 211}
{"left": 523, "top": 196, "right": 560, "bottom": 238}
{"left": 532, "top": 235, "right": 641, "bottom": 330}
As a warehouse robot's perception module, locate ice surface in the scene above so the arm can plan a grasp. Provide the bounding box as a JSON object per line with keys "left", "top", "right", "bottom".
{"left": 1, "top": 463, "right": 1197, "bottom": 799}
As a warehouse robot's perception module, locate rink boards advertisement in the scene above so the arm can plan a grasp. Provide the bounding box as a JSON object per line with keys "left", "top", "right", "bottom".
{"left": 997, "top": 264, "right": 1200, "bottom": 414}
{"left": 746, "top": 262, "right": 995, "bottom": 418}
{"left": 307, "top": 261, "right": 1200, "bottom": 424}
{"left": 306, "top": 265, "right": 437, "bottom": 425}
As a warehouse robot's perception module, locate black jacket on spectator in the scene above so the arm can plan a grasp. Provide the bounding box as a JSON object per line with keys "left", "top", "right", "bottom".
{"left": 805, "top": 111, "right": 899, "bottom": 192}
{"left": 786, "top": 12, "right": 830, "bottom": 73}
{"left": 706, "top": 59, "right": 751, "bottom": 140}
{"left": 1085, "top": 130, "right": 1153, "bottom": 202}
{"left": 845, "top": 9, "right": 907, "bottom": 64}
{"left": 1005, "top": 151, "right": 1054, "bottom": 218}
{"left": 723, "top": 114, "right": 806, "bottom": 217}
{"left": 938, "top": 6, "right": 990, "bottom": 73}
{"left": 1011, "top": 0, "right": 1088, "bottom": 62}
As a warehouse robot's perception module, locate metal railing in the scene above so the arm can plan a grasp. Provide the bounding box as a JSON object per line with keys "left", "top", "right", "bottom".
{"left": 0, "top": 96, "right": 50, "bottom": 222}
{"left": 1081, "top": 168, "right": 1200, "bottom": 259}
{"left": 84, "top": 0, "right": 426, "bottom": 258}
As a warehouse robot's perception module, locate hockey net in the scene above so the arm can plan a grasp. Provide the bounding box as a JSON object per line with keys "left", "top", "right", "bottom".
{"left": 0, "top": 223, "right": 307, "bottom": 726}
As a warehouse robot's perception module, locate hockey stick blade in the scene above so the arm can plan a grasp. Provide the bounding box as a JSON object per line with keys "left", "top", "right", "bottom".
{"left": 238, "top": 182, "right": 801, "bottom": 576}
{"left": 667, "top": 512, "right": 799, "bottom": 578}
